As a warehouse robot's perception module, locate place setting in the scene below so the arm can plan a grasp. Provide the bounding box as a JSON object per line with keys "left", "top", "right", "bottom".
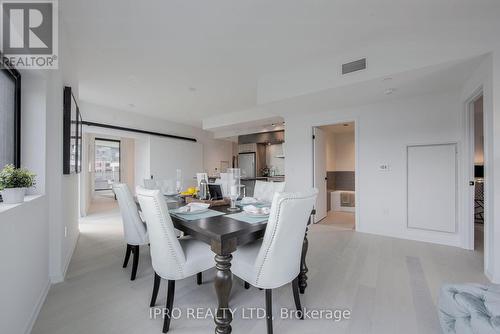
{"left": 165, "top": 168, "right": 272, "bottom": 224}
{"left": 169, "top": 202, "right": 226, "bottom": 221}
{"left": 225, "top": 204, "right": 271, "bottom": 224}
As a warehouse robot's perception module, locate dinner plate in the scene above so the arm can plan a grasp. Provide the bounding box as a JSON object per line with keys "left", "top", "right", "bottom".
{"left": 240, "top": 197, "right": 258, "bottom": 205}
{"left": 244, "top": 211, "right": 270, "bottom": 218}
{"left": 175, "top": 208, "right": 209, "bottom": 215}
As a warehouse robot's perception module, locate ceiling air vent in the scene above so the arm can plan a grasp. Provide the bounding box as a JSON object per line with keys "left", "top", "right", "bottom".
{"left": 342, "top": 58, "right": 366, "bottom": 75}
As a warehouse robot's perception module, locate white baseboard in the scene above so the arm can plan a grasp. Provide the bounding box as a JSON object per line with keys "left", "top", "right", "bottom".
{"left": 24, "top": 280, "right": 51, "bottom": 334}
{"left": 63, "top": 232, "right": 79, "bottom": 276}
{"left": 62, "top": 231, "right": 80, "bottom": 281}
{"left": 355, "top": 226, "right": 461, "bottom": 248}
{"left": 485, "top": 268, "right": 499, "bottom": 284}
{"left": 50, "top": 231, "right": 79, "bottom": 283}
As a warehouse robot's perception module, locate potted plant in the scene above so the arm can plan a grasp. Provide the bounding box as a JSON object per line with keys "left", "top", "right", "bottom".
{"left": 0, "top": 164, "right": 36, "bottom": 204}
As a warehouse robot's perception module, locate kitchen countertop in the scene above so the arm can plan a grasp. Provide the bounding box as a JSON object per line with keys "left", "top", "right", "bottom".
{"left": 209, "top": 176, "right": 285, "bottom": 181}
{"left": 241, "top": 177, "right": 268, "bottom": 181}
{"left": 241, "top": 176, "right": 285, "bottom": 181}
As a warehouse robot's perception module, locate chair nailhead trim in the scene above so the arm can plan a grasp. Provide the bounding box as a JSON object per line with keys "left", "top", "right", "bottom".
{"left": 255, "top": 193, "right": 314, "bottom": 286}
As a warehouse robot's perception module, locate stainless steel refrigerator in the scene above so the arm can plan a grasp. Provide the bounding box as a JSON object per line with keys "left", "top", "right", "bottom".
{"left": 238, "top": 152, "right": 256, "bottom": 178}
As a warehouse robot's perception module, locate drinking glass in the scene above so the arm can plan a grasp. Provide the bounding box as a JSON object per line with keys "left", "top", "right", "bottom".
{"left": 175, "top": 169, "right": 182, "bottom": 194}
{"left": 226, "top": 168, "right": 241, "bottom": 211}
{"left": 161, "top": 179, "right": 176, "bottom": 195}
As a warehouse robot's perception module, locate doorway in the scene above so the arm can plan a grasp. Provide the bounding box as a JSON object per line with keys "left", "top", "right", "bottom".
{"left": 94, "top": 138, "right": 121, "bottom": 199}
{"left": 468, "top": 95, "right": 485, "bottom": 253}
{"left": 313, "top": 122, "right": 356, "bottom": 229}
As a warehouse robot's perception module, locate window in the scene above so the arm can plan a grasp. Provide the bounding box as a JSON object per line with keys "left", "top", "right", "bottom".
{"left": 0, "top": 62, "right": 21, "bottom": 169}
{"left": 94, "top": 139, "right": 120, "bottom": 191}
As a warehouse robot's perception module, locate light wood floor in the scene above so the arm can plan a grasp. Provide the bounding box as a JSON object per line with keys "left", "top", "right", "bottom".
{"left": 32, "top": 198, "right": 488, "bottom": 334}
{"left": 320, "top": 211, "right": 355, "bottom": 230}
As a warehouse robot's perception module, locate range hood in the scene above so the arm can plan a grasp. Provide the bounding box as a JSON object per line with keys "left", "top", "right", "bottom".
{"left": 238, "top": 130, "right": 284, "bottom": 145}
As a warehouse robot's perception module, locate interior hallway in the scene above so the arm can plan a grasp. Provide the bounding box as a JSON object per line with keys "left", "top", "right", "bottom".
{"left": 32, "top": 200, "right": 487, "bottom": 334}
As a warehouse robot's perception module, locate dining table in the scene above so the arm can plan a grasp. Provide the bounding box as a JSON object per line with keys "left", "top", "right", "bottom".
{"left": 141, "top": 196, "right": 313, "bottom": 334}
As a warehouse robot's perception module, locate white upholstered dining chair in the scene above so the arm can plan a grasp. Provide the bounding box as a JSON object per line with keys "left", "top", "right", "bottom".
{"left": 231, "top": 189, "right": 318, "bottom": 334}
{"left": 112, "top": 183, "right": 149, "bottom": 281}
{"left": 253, "top": 180, "right": 286, "bottom": 203}
{"left": 136, "top": 186, "right": 215, "bottom": 333}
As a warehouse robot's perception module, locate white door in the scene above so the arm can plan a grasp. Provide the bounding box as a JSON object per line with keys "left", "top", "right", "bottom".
{"left": 313, "top": 127, "right": 327, "bottom": 222}
{"left": 407, "top": 144, "right": 457, "bottom": 232}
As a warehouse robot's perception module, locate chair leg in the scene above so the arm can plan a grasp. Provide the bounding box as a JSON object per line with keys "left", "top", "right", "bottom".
{"left": 244, "top": 281, "right": 250, "bottom": 289}
{"left": 197, "top": 272, "right": 202, "bottom": 285}
{"left": 131, "top": 245, "right": 139, "bottom": 281}
{"left": 150, "top": 272, "right": 161, "bottom": 307}
{"left": 163, "top": 280, "right": 176, "bottom": 333}
{"left": 123, "top": 244, "right": 132, "bottom": 268}
{"left": 292, "top": 277, "right": 304, "bottom": 320}
{"left": 265, "top": 289, "right": 273, "bottom": 334}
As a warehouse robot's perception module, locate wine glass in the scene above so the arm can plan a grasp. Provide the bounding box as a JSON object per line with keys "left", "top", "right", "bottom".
{"left": 175, "top": 169, "right": 182, "bottom": 194}
{"left": 226, "top": 168, "right": 241, "bottom": 211}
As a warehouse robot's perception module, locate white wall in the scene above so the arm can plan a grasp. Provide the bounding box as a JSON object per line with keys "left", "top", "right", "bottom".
{"left": 203, "top": 138, "right": 235, "bottom": 175}
{"left": 335, "top": 132, "right": 355, "bottom": 171}
{"left": 149, "top": 136, "right": 203, "bottom": 188}
{"left": 0, "top": 10, "right": 82, "bottom": 333}
{"left": 460, "top": 52, "right": 500, "bottom": 283}
{"left": 120, "top": 137, "right": 135, "bottom": 192}
{"left": 325, "top": 132, "right": 336, "bottom": 171}
{"left": 325, "top": 131, "right": 355, "bottom": 172}
{"left": 460, "top": 55, "right": 496, "bottom": 281}
{"left": 80, "top": 133, "right": 94, "bottom": 216}
{"left": 474, "top": 96, "right": 484, "bottom": 164}
{"left": 285, "top": 90, "right": 464, "bottom": 248}
{"left": 0, "top": 34, "right": 78, "bottom": 333}
{"left": 492, "top": 50, "right": 500, "bottom": 284}
{"left": 21, "top": 73, "right": 47, "bottom": 195}
{"left": 46, "top": 20, "right": 80, "bottom": 283}
{"left": 134, "top": 137, "right": 150, "bottom": 189}
{"left": 0, "top": 197, "right": 50, "bottom": 334}
{"left": 80, "top": 102, "right": 234, "bottom": 184}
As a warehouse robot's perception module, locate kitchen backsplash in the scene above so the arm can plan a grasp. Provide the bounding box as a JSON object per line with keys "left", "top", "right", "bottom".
{"left": 266, "top": 143, "right": 285, "bottom": 175}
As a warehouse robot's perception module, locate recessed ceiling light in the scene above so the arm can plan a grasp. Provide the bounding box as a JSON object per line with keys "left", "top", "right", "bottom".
{"left": 188, "top": 87, "right": 197, "bottom": 92}
{"left": 384, "top": 88, "right": 396, "bottom": 95}
{"left": 271, "top": 123, "right": 277, "bottom": 127}
{"left": 128, "top": 103, "right": 135, "bottom": 108}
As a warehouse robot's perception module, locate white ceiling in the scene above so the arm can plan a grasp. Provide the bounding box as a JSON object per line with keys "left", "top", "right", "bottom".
{"left": 62, "top": 0, "right": 500, "bottom": 127}
{"left": 205, "top": 54, "right": 487, "bottom": 137}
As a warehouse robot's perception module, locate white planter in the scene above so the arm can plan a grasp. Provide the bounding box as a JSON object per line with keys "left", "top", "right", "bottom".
{"left": 1, "top": 187, "right": 26, "bottom": 204}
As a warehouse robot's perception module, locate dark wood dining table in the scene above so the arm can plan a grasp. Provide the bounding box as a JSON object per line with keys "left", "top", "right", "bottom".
{"left": 148, "top": 197, "right": 313, "bottom": 334}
